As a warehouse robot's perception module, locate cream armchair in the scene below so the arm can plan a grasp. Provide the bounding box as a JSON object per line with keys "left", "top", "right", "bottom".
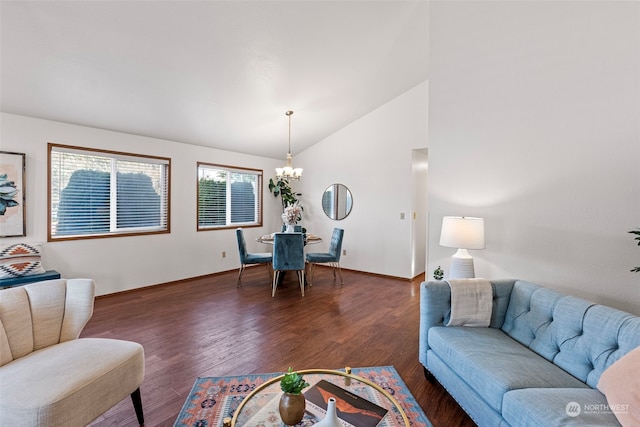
{"left": 0, "top": 279, "right": 145, "bottom": 426}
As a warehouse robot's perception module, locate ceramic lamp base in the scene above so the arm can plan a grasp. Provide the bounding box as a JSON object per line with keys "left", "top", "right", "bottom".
{"left": 448, "top": 249, "right": 476, "bottom": 279}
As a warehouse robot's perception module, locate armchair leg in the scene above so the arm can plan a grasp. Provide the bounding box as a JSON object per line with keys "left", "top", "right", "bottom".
{"left": 131, "top": 388, "right": 144, "bottom": 425}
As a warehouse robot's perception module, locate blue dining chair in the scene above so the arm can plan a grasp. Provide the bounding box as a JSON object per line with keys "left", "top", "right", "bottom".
{"left": 305, "top": 228, "right": 344, "bottom": 286}
{"left": 236, "top": 228, "right": 272, "bottom": 286}
{"left": 280, "top": 225, "right": 303, "bottom": 232}
{"left": 272, "top": 232, "right": 306, "bottom": 297}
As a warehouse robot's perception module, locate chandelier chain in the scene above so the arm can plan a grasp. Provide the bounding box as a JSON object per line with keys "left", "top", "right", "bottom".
{"left": 287, "top": 110, "right": 292, "bottom": 154}
{"left": 276, "top": 110, "right": 302, "bottom": 180}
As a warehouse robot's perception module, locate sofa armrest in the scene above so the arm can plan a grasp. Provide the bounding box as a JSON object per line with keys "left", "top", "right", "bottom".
{"left": 419, "top": 281, "right": 451, "bottom": 367}
{"left": 419, "top": 279, "right": 516, "bottom": 367}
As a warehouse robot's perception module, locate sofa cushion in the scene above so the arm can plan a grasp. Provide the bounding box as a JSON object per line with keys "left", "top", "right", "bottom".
{"left": 502, "top": 388, "right": 621, "bottom": 427}
{"left": 501, "top": 281, "right": 566, "bottom": 349}
{"left": 428, "top": 326, "right": 588, "bottom": 412}
{"left": 23, "top": 279, "right": 67, "bottom": 350}
{"left": 501, "top": 281, "right": 640, "bottom": 388}
{"left": 0, "top": 285, "right": 34, "bottom": 362}
{"left": 0, "top": 337, "right": 144, "bottom": 426}
{"left": 419, "top": 280, "right": 516, "bottom": 369}
{"left": 427, "top": 350, "right": 505, "bottom": 427}
{"left": 558, "top": 304, "right": 640, "bottom": 388}
{"left": 0, "top": 279, "right": 95, "bottom": 367}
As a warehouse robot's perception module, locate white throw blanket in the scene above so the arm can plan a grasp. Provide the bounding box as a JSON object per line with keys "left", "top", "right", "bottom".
{"left": 446, "top": 278, "right": 493, "bottom": 327}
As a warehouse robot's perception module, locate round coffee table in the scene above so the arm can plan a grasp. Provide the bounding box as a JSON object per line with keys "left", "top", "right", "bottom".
{"left": 223, "top": 367, "right": 410, "bottom": 426}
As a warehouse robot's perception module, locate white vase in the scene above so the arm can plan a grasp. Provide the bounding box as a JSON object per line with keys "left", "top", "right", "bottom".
{"left": 285, "top": 224, "right": 295, "bottom": 233}
{"left": 315, "top": 397, "right": 341, "bottom": 427}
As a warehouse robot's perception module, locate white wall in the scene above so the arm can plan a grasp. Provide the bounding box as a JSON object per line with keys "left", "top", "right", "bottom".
{"left": 428, "top": 1, "right": 640, "bottom": 314}
{"left": 1, "top": 113, "right": 285, "bottom": 296}
{"left": 0, "top": 82, "right": 429, "bottom": 295}
{"left": 296, "top": 81, "right": 429, "bottom": 279}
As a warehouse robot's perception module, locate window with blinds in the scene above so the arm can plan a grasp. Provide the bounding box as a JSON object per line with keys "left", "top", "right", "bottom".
{"left": 48, "top": 143, "right": 170, "bottom": 241}
{"left": 197, "top": 162, "right": 262, "bottom": 230}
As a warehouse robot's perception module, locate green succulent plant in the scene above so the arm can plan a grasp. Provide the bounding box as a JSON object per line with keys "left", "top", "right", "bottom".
{"left": 280, "top": 367, "right": 309, "bottom": 395}
{"left": 0, "top": 173, "right": 19, "bottom": 216}
{"left": 630, "top": 228, "right": 640, "bottom": 273}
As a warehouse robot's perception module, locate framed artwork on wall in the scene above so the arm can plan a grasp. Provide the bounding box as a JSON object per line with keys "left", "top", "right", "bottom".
{"left": 0, "top": 151, "right": 26, "bottom": 237}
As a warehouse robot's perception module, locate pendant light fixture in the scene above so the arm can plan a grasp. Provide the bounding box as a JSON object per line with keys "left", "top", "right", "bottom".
{"left": 276, "top": 110, "right": 303, "bottom": 180}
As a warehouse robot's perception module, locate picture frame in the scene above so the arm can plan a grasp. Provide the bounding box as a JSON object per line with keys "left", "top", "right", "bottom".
{"left": 0, "top": 151, "right": 26, "bottom": 237}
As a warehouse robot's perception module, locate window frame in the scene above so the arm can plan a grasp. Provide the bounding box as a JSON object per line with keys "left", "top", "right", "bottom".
{"left": 48, "top": 143, "right": 171, "bottom": 242}
{"left": 196, "top": 161, "right": 263, "bottom": 231}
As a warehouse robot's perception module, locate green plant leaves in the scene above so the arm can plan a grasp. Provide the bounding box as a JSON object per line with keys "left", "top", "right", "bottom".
{"left": 629, "top": 228, "right": 640, "bottom": 272}
{"left": 280, "top": 367, "right": 309, "bottom": 394}
{"left": 268, "top": 178, "right": 302, "bottom": 210}
{"left": 0, "top": 173, "right": 19, "bottom": 216}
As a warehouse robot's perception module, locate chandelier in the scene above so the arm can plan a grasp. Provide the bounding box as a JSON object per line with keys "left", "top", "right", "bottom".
{"left": 276, "top": 110, "right": 303, "bottom": 180}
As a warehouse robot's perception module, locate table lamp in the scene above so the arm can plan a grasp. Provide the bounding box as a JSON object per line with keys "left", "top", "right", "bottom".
{"left": 439, "top": 216, "right": 485, "bottom": 279}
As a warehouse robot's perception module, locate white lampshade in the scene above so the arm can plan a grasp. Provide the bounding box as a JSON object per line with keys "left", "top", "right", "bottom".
{"left": 440, "top": 216, "right": 485, "bottom": 250}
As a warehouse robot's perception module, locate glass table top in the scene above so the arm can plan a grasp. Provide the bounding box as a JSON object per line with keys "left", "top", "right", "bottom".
{"left": 224, "top": 368, "right": 410, "bottom": 427}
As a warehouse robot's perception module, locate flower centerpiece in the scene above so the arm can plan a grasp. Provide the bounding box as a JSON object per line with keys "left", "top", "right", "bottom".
{"left": 282, "top": 202, "right": 302, "bottom": 232}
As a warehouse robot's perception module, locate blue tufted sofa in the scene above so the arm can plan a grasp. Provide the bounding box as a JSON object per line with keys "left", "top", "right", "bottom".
{"left": 419, "top": 279, "right": 640, "bottom": 426}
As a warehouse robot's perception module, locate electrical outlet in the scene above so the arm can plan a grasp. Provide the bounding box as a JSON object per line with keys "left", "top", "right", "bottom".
{"left": 222, "top": 251, "right": 226, "bottom": 258}
{"left": 343, "top": 249, "right": 346, "bottom": 256}
{"left": 400, "top": 212, "right": 405, "bottom": 220}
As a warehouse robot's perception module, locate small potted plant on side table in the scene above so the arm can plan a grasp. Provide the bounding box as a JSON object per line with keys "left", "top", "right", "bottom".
{"left": 279, "top": 367, "right": 310, "bottom": 425}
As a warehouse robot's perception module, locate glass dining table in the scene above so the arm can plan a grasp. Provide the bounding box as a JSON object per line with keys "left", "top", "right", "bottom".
{"left": 256, "top": 232, "right": 323, "bottom": 246}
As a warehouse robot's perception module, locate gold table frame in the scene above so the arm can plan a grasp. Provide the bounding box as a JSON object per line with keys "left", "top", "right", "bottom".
{"left": 223, "top": 367, "right": 410, "bottom": 426}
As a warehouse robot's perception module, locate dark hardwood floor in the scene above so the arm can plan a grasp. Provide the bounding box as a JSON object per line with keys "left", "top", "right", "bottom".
{"left": 84, "top": 266, "right": 475, "bottom": 427}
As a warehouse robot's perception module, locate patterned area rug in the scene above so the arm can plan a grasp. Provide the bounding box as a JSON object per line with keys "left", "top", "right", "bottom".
{"left": 174, "top": 366, "right": 432, "bottom": 427}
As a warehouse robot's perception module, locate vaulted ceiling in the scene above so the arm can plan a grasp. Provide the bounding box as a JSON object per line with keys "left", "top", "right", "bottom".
{"left": 1, "top": 1, "right": 428, "bottom": 159}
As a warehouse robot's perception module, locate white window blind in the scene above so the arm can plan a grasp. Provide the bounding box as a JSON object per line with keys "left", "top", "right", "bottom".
{"left": 197, "top": 163, "right": 262, "bottom": 230}
{"left": 49, "top": 144, "right": 170, "bottom": 240}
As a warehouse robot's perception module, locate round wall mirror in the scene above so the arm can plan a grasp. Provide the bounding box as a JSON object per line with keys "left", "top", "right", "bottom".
{"left": 321, "top": 184, "right": 353, "bottom": 220}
